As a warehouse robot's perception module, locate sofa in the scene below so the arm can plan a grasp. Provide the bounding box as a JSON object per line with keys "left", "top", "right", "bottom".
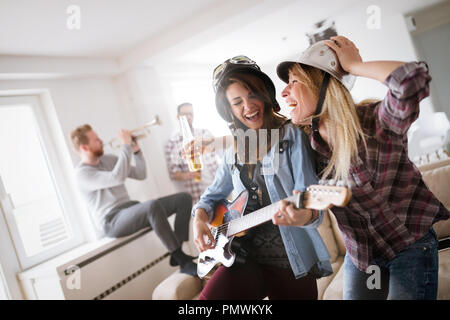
{"left": 152, "top": 151, "right": 450, "bottom": 300}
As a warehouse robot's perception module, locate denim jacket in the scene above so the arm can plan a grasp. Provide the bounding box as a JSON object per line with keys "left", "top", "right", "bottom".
{"left": 192, "top": 122, "right": 333, "bottom": 279}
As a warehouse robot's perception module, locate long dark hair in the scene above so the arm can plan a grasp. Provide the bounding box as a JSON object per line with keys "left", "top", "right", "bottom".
{"left": 217, "top": 72, "right": 287, "bottom": 163}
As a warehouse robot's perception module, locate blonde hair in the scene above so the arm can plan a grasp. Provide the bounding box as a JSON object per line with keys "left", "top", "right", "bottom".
{"left": 70, "top": 124, "right": 92, "bottom": 152}
{"left": 289, "top": 64, "right": 368, "bottom": 183}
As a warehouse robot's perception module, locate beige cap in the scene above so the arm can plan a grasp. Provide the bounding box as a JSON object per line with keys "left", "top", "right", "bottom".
{"left": 277, "top": 40, "right": 356, "bottom": 91}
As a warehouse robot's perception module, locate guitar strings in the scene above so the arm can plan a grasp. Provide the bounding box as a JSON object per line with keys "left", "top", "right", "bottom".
{"left": 212, "top": 202, "right": 277, "bottom": 237}
{"left": 208, "top": 188, "right": 342, "bottom": 238}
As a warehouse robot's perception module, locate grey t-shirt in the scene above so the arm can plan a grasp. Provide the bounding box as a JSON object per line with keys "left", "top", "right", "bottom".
{"left": 74, "top": 145, "right": 146, "bottom": 231}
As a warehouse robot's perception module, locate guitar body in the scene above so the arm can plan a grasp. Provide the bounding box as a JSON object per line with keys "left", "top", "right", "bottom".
{"left": 197, "top": 190, "right": 249, "bottom": 279}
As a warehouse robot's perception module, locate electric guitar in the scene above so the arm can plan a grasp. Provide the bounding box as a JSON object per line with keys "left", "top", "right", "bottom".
{"left": 197, "top": 184, "right": 351, "bottom": 278}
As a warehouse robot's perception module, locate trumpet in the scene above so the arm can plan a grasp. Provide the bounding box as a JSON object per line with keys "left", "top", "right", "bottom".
{"left": 106, "top": 115, "right": 162, "bottom": 149}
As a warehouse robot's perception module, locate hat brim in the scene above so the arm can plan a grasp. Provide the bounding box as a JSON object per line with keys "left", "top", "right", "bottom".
{"left": 276, "top": 61, "right": 297, "bottom": 84}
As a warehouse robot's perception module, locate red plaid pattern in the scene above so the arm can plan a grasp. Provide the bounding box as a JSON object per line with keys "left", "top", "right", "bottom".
{"left": 309, "top": 62, "right": 449, "bottom": 271}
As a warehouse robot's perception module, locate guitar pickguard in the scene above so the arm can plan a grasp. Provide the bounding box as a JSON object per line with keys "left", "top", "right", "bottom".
{"left": 197, "top": 192, "right": 249, "bottom": 278}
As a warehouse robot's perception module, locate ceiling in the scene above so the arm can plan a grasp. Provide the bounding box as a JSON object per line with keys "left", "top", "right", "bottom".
{"left": 0, "top": 0, "right": 220, "bottom": 58}
{"left": 0, "top": 0, "right": 445, "bottom": 69}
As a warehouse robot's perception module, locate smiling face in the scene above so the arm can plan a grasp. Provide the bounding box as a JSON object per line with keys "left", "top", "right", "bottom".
{"left": 226, "top": 81, "right": 265, "bottom": 130}
{"left": 281, "top": 70, "right": 318, "bottom": 126}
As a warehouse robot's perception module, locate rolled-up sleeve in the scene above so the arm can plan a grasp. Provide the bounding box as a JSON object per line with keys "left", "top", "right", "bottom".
{"left": 164, "top": 138, "right": 184, "bottom": 179}
{"left": 128, "top": 151, "right": 147, "bottom": 180}
{"left": 378, "top": 61, "right": 431, "bottom": 135}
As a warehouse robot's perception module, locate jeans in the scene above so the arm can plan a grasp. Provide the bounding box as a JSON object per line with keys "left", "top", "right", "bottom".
{"left": 343, "top": 228, "right": 439, "bottom": 300}
{"left": 104, "top": 192, "right": 192, "bottom": 252}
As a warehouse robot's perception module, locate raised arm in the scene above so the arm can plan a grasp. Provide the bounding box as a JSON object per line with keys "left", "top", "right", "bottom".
{"left": 325, "top": 36, "right": 431, "bottom": 135}
{"left": 324, "top": 36, "right": 404, "bottom": 83}
{"left": 76, "top": 145, "right": 133, "bottom": 191}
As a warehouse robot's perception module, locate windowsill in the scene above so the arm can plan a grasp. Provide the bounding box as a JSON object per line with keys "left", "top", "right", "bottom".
{"left": 18, "top": 236, "right": 116, "bottom": 281}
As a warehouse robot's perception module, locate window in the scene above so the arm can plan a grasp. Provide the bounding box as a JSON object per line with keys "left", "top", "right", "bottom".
{"left": 0, "top": 94, "right": 84, "bottom": 269}
{"left": 169, "top": 78, "right": 229, "bottom": 137}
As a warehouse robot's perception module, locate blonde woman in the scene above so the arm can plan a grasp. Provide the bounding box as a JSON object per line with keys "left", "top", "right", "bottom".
{"left": 276, "top": 36, "right": 449, "bottom": 299}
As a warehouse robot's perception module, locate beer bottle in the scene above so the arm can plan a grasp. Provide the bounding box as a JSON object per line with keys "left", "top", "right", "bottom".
{"left": 179, "top": 115, "right": 202, "bottom": 182}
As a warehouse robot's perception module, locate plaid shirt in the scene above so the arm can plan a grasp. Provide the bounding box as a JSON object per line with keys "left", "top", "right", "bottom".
{"left": 309, "top": 61, "right": 449, "bottom": 271}
{"left": 164, "top": 128, "right": 218, "bottom": 204}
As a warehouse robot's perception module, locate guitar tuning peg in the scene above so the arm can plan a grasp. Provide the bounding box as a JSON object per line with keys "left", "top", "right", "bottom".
{"left": 318, "top": 179, "right": 326, "bottom": 185}
{"left": 336, "top": 180, "right": 345, "bottom": 187}
{"left": 328, "top": 179, "right": 336, "bottom": 186}
{"left": 346, "top": 180, "right": 355, "bottom": 189}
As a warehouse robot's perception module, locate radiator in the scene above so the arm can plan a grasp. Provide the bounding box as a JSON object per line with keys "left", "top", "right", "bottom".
{"left": 18, "top": 216, "right": 197, "bottom": 300}
{"left": 56, "top": 228, "right": 181, "bottom": 300}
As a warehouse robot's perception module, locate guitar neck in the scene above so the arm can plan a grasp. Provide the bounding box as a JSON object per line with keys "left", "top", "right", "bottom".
{"left": 224, "top": 184, "right": 351, "bottom": 237}
{"left": 226, "top": 194, "right": 298, "bottom": 237}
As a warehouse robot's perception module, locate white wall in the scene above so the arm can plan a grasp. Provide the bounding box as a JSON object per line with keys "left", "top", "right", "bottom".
{"left": 0, "top": 75, "right": 179, "bottom": 238}
{"left": 413, "top": 21, "right": 450, "bottom": 117}
{"left": 112, "top": 67, "right": 182, "bottom": 199}
{"left": 0, "top": 77, "right": 123, "bottom": 162}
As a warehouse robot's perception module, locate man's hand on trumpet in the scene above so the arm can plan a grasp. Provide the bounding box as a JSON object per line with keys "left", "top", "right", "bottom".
{"left": 118, "top": 129, "right": 140, "bottom": 153}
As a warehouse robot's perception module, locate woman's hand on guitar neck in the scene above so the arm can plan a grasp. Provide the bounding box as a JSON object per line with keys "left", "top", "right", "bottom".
{"left": 193, "top": 209, "right": 216, "bottom": 252}
{"left": 273, "top": 190, "right": 318, "bottom": 227}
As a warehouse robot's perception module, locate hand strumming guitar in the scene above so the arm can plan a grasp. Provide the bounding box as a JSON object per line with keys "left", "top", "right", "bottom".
{"left": 193, "top": 208, "right": 216, "bottom": 252}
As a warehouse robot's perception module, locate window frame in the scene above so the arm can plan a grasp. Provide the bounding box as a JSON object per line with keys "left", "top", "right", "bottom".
{"left": 0, "top": 92, "right": 86, "bottom": 271}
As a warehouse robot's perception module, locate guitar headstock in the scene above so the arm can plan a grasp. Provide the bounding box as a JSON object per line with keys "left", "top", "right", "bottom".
{"left": 304, "top": 185, "right": 351, "bottom": 210}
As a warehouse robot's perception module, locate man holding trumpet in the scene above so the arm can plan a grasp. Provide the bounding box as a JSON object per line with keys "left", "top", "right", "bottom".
{"left": 70, "top": 124, "right": 197, "bottom": 276}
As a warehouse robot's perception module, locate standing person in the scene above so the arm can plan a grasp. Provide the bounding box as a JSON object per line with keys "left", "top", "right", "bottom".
{"left": 165, "top": 103, "right": 218, "bottom": 205}
{"left": 276, "top": 36, "right": 449, "bottom": 299}
{"left": 70, "top": 125, "right": 197, "bottom": 276}
{"left": 192, "top": 56, "right": 332, "bottom": 300}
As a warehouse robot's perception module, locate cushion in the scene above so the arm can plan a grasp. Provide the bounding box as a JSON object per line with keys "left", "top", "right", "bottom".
{"left": 322, "top": 262, "right": 345, "bottom": 300}
{"left": 152, "top": 271, "right": 202, "bottom": 300}
{"left": 420, "top": 161, "right": 450, "bottom": 208}
{"left": 434, "top": 219, "right": 450, "bottom": 239}
{"left": 438, "top": 249, "right": 450, "bottom": 300}
{"left": 317, "top": 256, "right": 344, "bottom": 300}
{"left": 419, "top": 160, "right": 450, "bottom": 239}
{"left": 317, "top": 211, "right": 340, "bottom": 263}
{"left": 329, "top": 211, "right": 346, "bottom": 256}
